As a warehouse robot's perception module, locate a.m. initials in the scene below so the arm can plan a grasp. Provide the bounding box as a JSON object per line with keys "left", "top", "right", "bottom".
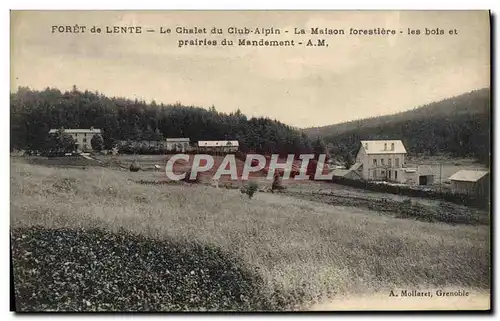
{"left": 306, "top": 39, "right": 327, "bottom": 47}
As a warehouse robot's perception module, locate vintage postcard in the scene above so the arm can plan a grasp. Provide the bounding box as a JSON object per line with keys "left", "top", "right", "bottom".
{"left": 10, "top": 10, "right": 491, "bottom": 312}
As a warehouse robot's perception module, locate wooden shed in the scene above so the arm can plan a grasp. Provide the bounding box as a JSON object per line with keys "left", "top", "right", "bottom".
{"left": 449, "top": 170, "right": 489, "bottom": 197}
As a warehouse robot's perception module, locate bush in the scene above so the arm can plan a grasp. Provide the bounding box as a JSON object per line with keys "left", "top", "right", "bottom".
{"left": 402, "top": 198, "right": 412, "bottom": 206}
{"left": 129, "top": 161, "right": 141, "bottom": 172}
{"left": 45, "top": 129, "right": 76, "bottom": 154}
{"left": 241, "top": 181, "right": 259, "bottom": 199}
{"left": 91, "top": 135, "right": 104, "bottom": 152}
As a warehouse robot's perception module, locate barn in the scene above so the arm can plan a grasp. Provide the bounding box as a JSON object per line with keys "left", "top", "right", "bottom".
{"left": 449, "top": 170, "right": 490, "bottom": 197}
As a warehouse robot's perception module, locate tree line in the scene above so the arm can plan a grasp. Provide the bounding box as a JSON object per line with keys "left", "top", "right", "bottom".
{"left": 10, "top": 86, "right": 326, "bottom": 157}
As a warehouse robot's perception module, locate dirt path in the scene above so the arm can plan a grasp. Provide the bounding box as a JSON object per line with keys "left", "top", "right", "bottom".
{"left": 286, "top": 180, "right": 450, "bottom": 208}
{"left": 309, "top": 290, "right": 490, "bottom": 311}
{"left": 282, "top": 189, "right": 488, "bottom": 225}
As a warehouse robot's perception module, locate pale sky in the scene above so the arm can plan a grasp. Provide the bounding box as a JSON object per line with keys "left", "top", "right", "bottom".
{"left": 10, "top": 10, "right": 490, "bottom": 128}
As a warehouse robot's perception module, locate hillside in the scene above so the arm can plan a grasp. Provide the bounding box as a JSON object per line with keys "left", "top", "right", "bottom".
{"left": 305, "top": 89, "right": 490, "bottom": 164}
{"left": 305, "top": 88, "right": 490, "bottom": 138}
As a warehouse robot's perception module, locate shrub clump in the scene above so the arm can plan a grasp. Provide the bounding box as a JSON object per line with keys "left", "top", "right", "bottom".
{"left": 52, "top": 178, "right": 77, "bottom": 192}
{"left": 240, "top": 181, "right": 259, "bottom": 199}
{"left": 11, "top": 226, "right": 272, "bottom": 312}
{"left": 129, "top": 161, "right": 141, "bottom": 172}
{"left": 271, "top": 173, "right": 286, "bottom": 193}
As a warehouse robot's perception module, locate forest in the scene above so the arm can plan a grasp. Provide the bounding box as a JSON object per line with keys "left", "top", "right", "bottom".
{"left": 305, "top": 89, "right": 491, "bottom": 166}
{"left": 10, "top": 86, "right": 321, "bottom": 156}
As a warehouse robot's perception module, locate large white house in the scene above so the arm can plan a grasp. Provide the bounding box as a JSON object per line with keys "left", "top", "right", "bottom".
{"left": 48, "top": 128, "right": 102, "bottom": 152}
{"left": 351, "top": 140, "right": 407, "bottom": 181}
{"left": 350, "top": 139, "right": 434, "bottom": 185}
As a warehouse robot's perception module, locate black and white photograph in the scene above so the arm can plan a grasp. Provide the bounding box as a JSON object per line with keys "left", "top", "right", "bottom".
{"left": 9, "top": 10, "right": 491, "bottom": 312}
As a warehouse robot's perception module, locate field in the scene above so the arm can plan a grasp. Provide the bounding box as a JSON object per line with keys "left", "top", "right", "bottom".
{"left": 10, "top": 158, "right": 491, "bottom": 311}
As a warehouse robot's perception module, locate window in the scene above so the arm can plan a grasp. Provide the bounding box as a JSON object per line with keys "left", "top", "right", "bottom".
{"left": 83, "top": 138, "right": 87, "bottom": 143}
{"left": 391, "top": 143, "right": 395, "bottom": 150}
{"left": 388, "top": 159, "right": 392, "bottom": 167}
{"left": 395, "top": 158, "right": 399, "bottom": 167}
{"left": 373, "top": 159, "right": 377, "bottom": 166}
{"left": 389, "top": 170, "right": 392, "bottom": 179}
{"left": 384, "top": 143, "right": 387, "bottom": 150}
{"left": 395, "top": 171, "right": 398, "bottom": 179}
{"left": 381, "top": 159, "right": 385, "bottom": 166}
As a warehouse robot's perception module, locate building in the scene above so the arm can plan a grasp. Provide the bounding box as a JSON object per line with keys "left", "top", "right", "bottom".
{"left": 390, "top": 165, "right": 435, "bottom": 185}
{"left": 388, "top": 164, "right": 435, "bottom": 185}
{"left": 197, "top": 140, "right": 239, "bottom": 153}
{"left": 415, "top": 165, "right": 435, "bottom": 185}
{"left": 48, "top": 128, "right": 101, "bottom": 152}
{"left": 350, "top": 140, "right": 434, "bottom": 185}
{"left": 351, "top": 140, "right": 407, "bottom": 181}
{"left": 449, "top": 170, "right": 490, "bottom": 197}
{"left": 166, "top": 138, "right": 190, "bottom": 152}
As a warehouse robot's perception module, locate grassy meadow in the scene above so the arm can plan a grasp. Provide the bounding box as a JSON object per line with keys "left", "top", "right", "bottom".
{"left": 10, "top": 159, "right": 491, "bottom": 311}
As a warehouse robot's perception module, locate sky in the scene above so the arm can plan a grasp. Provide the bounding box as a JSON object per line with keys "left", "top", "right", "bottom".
{"left": 10, "top": 10, "right": 490, "bottom": 128}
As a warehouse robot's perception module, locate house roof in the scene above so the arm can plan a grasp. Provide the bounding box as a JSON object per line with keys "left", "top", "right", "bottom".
{"left": 198, "top": 140, "right": 239, "bottom": 147}
{"left": 332, "top": 169, "right": 352, "bottom": 177}
{"left": 449, "top": 170, "right": 489, "bottom": 182}
{"left": 360, "top": 140, "right": 407, "bottom": 154}
{"left": 166, "top": 138, "right": 190, "bottom": 142}
{"left": 350, "top": 162, "right": 363, "bottom": 171}
{"left": 49, "top": 128, "right": 101, "bottom": 134}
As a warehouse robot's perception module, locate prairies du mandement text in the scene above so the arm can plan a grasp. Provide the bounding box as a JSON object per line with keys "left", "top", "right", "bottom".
{"left": 51, "top": 25, "right": 459, "bottom": 48}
